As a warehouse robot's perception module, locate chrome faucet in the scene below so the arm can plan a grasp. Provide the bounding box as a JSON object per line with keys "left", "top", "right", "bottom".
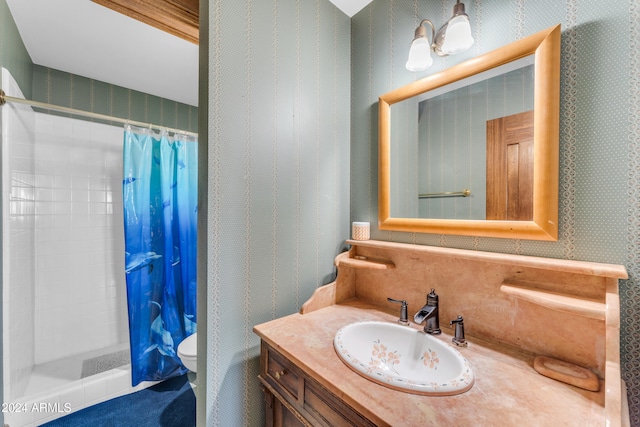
{"left": 413, "top": 288, "right": 441, "bottom": 335}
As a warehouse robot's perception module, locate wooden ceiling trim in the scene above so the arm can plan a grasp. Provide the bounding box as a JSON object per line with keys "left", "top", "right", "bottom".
{"left": 92, "top": 0, "right": 199, "bottom": 44}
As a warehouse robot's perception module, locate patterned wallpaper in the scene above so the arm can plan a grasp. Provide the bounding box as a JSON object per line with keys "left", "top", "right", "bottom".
{"left": 351, "top": 0, "right": 639, "bottom": 424}
{"left": 30, "top": 66, "right": 198, "bottom": 134}
{"left": 200, "top": 1, "right": 351, "bottom": 426}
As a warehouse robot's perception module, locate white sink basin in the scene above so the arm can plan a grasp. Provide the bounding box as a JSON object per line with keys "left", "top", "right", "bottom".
{"left": 334, "top": 321, "right": 474, "bottom": 396}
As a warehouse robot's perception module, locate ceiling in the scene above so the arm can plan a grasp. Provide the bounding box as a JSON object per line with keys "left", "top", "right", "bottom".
{"left": 6, "top": 0, "right": 373, "bottom": 108}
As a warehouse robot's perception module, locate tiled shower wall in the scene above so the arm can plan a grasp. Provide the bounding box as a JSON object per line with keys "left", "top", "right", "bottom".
{"left": 32, "top": 113, "right": 127, "bottom": 365}
{"left": 1, "top": 68, "right": 35, "bottom": 401}
{"left": 2, "top": 64, "right": 131, "bottom": 398}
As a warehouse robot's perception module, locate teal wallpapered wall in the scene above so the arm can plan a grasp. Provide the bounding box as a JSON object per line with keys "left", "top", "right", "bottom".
{"left": 201, "top": 1, "right": 351, "bottom": 425}
{"left": 30, "top": 65, "right": 197, "bottom": 134}
{"left": 351, "top": 0, "right": 639, "bottom": 424}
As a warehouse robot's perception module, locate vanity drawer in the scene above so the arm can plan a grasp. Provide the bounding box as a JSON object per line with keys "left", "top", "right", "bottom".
{"left": 265, "top": 345, "right": 302, "bottom": 400}
{"left": 304, "top": 376, "right": 378, "bottom": 427}
{"left": 260, "top": 341, "right": 380, "bottom": 427}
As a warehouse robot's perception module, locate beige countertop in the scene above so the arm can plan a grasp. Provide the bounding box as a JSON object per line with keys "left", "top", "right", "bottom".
{"left": 254, "top": 299, "right": 605, "bottom": 427}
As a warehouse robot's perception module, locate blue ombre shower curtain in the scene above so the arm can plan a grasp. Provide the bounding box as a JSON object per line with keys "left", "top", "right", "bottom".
{"left": 122, "top": 125, "right": 197, "bottom": 386}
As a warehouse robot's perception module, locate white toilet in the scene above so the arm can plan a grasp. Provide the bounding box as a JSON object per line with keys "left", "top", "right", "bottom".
{"left": 177, "top": 332, "right": 197, "bottom": 373}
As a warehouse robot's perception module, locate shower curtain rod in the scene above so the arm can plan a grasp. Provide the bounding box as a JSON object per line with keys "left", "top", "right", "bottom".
{"left": 0, "top": 89, "right": 198, "bottom": 138}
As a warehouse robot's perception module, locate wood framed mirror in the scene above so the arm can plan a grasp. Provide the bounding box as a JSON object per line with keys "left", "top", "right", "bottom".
{"left": 378, "top": 24, "right": 560, "bottom": 240}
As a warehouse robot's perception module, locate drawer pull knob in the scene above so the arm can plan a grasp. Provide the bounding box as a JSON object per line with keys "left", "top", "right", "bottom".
{"left": 274, "top": 370, "right": 286, "bottom": 379}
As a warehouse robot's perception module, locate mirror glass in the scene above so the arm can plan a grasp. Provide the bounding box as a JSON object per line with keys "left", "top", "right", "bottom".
{"left": 389, "top": 56, "right": 535, "bottom": 220}
{"left": 379, "top": 25, "right": 560, "bottom": 240}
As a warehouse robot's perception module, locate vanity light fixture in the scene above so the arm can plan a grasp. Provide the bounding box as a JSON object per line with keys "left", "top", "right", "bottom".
{"left": 405, "top": 0, "right": 474, "bottom": 72}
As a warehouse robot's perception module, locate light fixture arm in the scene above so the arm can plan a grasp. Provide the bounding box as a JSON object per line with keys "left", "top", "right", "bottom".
{"left": 433, "top": 26, "right": 449, "bottom": 57}
{"left": 452, "top": 0, "right": 466, "bottom": 16}
{"left": 412, "top": 19, "right": 436, "bottom": 48}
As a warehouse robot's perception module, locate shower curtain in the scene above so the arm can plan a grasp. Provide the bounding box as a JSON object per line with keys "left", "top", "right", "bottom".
{"left": 122, "top": 125, "right": 197, "bottom": 386}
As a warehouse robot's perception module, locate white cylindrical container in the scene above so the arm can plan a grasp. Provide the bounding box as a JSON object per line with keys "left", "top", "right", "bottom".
{"left": 352, "top": 222, "right": 370, "bottom": 241}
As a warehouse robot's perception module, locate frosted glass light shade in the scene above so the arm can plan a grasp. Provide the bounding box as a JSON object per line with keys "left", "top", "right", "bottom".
{"left": 440, "top": 15, "right": 474, "bottom": 54}
{"left": 406, "top": 37, "right": 433, "bottom": 71}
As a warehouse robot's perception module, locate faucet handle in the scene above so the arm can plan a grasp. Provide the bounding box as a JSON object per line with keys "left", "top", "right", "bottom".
{"left": 450, "top": 315, "right": 467, "bottom": 347}
{"left": 427, "top": 288, "right": 439, "bottom": 306}
{"left": 387, "top": 298, "right": 409, "bottom": 326}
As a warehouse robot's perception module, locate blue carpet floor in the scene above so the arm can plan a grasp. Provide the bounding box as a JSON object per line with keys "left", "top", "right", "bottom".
{"left": 40, "top": 374, "right": 195, "bottom": 427}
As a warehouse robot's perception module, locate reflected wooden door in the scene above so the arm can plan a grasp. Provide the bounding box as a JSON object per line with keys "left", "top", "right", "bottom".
{"left": 486, "top": 110, "right": 534, "bottom": 221}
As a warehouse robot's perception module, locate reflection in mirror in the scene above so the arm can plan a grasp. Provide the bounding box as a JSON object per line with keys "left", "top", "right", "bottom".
{"left": 379, "top": 24, "right": 560, "bottom": 240}
{"left": 390, "top": 57, "right": 535, "bottom": 220}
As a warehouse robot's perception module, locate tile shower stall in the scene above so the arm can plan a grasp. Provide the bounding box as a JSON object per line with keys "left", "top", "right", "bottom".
{"left": 1, "top": 69, "right": 153, "bottom": 427}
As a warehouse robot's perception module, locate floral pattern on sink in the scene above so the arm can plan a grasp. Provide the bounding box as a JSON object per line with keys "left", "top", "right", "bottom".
{"left": 421, "top": 349, "right": 440, "bottom": 369}
{"left": 334, "top": 321, "right": 474, "bottom": 396}
{"left": 369, "top": 340, "right": 402, "bottom": 374}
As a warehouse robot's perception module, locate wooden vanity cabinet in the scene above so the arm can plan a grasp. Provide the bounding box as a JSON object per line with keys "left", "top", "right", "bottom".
{"left": 259, "top": 341, "right": 378, "bottom": 427}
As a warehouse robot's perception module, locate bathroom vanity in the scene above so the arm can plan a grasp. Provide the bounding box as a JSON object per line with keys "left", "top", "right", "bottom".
{"left": 253, "top": 240, "right": 629, "bottom": 426}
